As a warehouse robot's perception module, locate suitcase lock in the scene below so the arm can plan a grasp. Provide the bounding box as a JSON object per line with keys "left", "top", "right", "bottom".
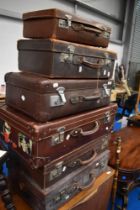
{"left": 49, "top": 161, "right": 65, "bottom": 181}
{"left": 104, "top": 112, "right": 111, "bottom": 123}
{"left": 56, "top": 87, "right": 66, "bottom": 103}
{"left": 60, "top": 45, "right": 75, "bottom": 63}
{"left": 51, "top": 127, "right": 65, "bottom": 145}
{"left": 59, "top": 15, "right": 72, "bottom": 28}
{"left": 50, "top": 87, "right": 66, "bottom": 107}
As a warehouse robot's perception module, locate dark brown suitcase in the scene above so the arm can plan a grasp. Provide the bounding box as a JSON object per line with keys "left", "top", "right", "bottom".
{"left": 0, "top": 104, "right": 117, "bottom": 168}
{"left": 12, "top": 134, "right": 110, "bottom": 189}
{"left": 13, "top": 151, "right": 110, "bottom": 210}
{"left": 23, "top": 9, "right": 111, "bottom": 48}
{"left": 60, "top": 168, "right": 114, "bottom": 210}
{"left": 18, "top": 39, "right": 117, "bottom": 79}
{"left": 5, "top": 72, "right": 112, "bottom": 122}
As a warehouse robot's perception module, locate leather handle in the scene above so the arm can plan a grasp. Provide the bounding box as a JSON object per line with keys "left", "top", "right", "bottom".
{"left": 70, "top": 188, "right": 98, "bottom": 210}
{"left": 78, "top": 174, "right": 95, "bottom": 191}
{"left": 82, "top": 58, "right": 104, "bottom": 69}
{"left": 70, "top": 121, "right": 100, "bottom": 137}
{"left": 76, "top": 150, "right": 97, "bottom": 166}
{"left": 80, "top": 121, "right": 100, "bottom": 136}
{"left": 83, "top": 95, "right": 100, "bottom": 101}
{"left": 70, "top": 94, "right": 101, "bottom": 104}
{"left": 72, "top": 23, "right": 102, "bottom": 34}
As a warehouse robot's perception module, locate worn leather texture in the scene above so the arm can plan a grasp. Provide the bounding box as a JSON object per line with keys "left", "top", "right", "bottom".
{"left": 12, "top": 151, "right": 109, "bottom": 210}
{"left": 5, "top": 72, "right": 111, "bottom": 122}
{"left": 0, "top": 104, "right": 117, "bottom": 168}
{"left": 23, "top": 9, "right": 111, "bottom": 47}
{"left": 12, "top": 134, "right": 110, "bottom": 189}
{"left": 18, "top": 39, "right": 117, "bottom": 79}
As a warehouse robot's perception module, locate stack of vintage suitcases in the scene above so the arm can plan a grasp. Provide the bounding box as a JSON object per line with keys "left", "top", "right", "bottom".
{"left": 0, "top": 9, "right": 117, "bottom": 210}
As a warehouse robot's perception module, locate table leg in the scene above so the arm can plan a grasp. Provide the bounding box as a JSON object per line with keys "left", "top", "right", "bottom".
{"left": 0, "top": 174, "right": 16, "bottom": 210}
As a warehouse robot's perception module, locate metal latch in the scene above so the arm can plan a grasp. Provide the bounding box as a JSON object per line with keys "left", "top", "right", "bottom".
{"left": 58, "top": 14, "right": 72, "bottom": 28}
{"left": 60, "top": 45, "right": 75, "bottom": 63}
{"left": 104, "top": 111, "right": 111, "bottom": 123}
{"left": 65, "top": 14, "right": 72, "bottom": 27}
{"left": 50, "top": 87, "right": 66, "bottom": 107}
{"left": 51, "top": 127, "right": 65, "bottom": 146}
{"left": 57, "top": 87, "right": 66, "bottom": 103}
{"left": 103, "top": 84, "right": 110, "bottom": 96}
{"left": 49, "top": 161, "right": 64, "bottom": 181}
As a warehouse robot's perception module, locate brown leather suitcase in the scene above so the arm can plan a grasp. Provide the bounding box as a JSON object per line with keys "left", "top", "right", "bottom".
{"left": 12, "top": 134, "right": 110, "bottom": 189}
{"left": 18, "top": 39, "right": 117, "bottom": 79}
{"left": 60, "top": 168, "right": 114, "bottom": 210}
{"left": 5, "top": 72, "right": 112, "bottom": 122}
{"left": 12, "top": 151, "right": 110, "bottom": 210}
{"left": 23, "top": 9, "right": 111, "bottom": 48}
{"left": 0, "top": 104, "right": 117, "bottom": 168}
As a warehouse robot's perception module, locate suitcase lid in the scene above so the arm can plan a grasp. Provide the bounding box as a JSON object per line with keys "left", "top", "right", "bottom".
{"left": 0, "top": 104, "right": 117, "bottom": 140}
{"left": 5, "top": 72, "right": 111, "bottom": 93}
{"left": 23, "top": 8, "right": 111, "bottom": 33}
{"left": 17, "top": 39, "right": 117, "bottom": 60}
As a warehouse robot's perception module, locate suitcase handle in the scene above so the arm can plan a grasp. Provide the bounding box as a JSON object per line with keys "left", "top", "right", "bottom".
{"left": 82, "top": 59, "right": 104, "bottom": 69}
{"left": 78, "top": 173, "right": 95, "bottom": 190}
{"left": 77, "top": 150, "right": 97, "bottom": 166}
{"left": 70, "top": 121, "right": 99, "bottom": 136}
{"left": 70, "top": 94, "right": 100, "bottom": 104}
{"left": 83, "top": 95, "right": 100, "bottom": 101}
{"left": 72, "top": 23, "right": 102, "bottom": 34}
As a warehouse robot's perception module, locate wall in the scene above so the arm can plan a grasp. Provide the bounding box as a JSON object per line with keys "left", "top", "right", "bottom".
{"left": 0, "top": 0, "right": 125, "bottom": 84}
{"left": 0, "top": 17, "right": 22, "bottom": 84}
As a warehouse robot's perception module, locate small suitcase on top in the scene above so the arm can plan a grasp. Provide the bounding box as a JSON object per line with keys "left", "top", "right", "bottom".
{"left": 23, "top": 8, "right": 111, "bottom": 48}
{"left": 18, "top": 39, "right": 117, "bottom": 79}
{"left": 5, "top": 72, "right": 112, "bottom": 122}
{"left": 11, "top": 134, "right": 110, "bottom": 189}
{"left": 12, "top": 151, "right": 110, "bottom": 210}
{"left": 0, "top": 104, "right": 117, "bottom": 168}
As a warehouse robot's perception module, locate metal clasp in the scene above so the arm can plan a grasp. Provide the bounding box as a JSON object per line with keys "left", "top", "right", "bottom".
{"left": 65, "top": 14, "right": 72, "bottom": 27}
{"left": 56, "top": 87, "right": 67, "bottom": 104}
{"left": 104, "top": 111, "right": 111, "bottom": 123}
{"left": 51, "top": 127, "right": 65, "bottom": 146}
{"left": 103, "top": 84, "right": 110, "bottom": 96}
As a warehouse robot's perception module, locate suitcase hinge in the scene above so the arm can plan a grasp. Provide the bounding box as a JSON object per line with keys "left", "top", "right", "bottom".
{"left": 51, "top": 127, "right": 65, "bottom": 145}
